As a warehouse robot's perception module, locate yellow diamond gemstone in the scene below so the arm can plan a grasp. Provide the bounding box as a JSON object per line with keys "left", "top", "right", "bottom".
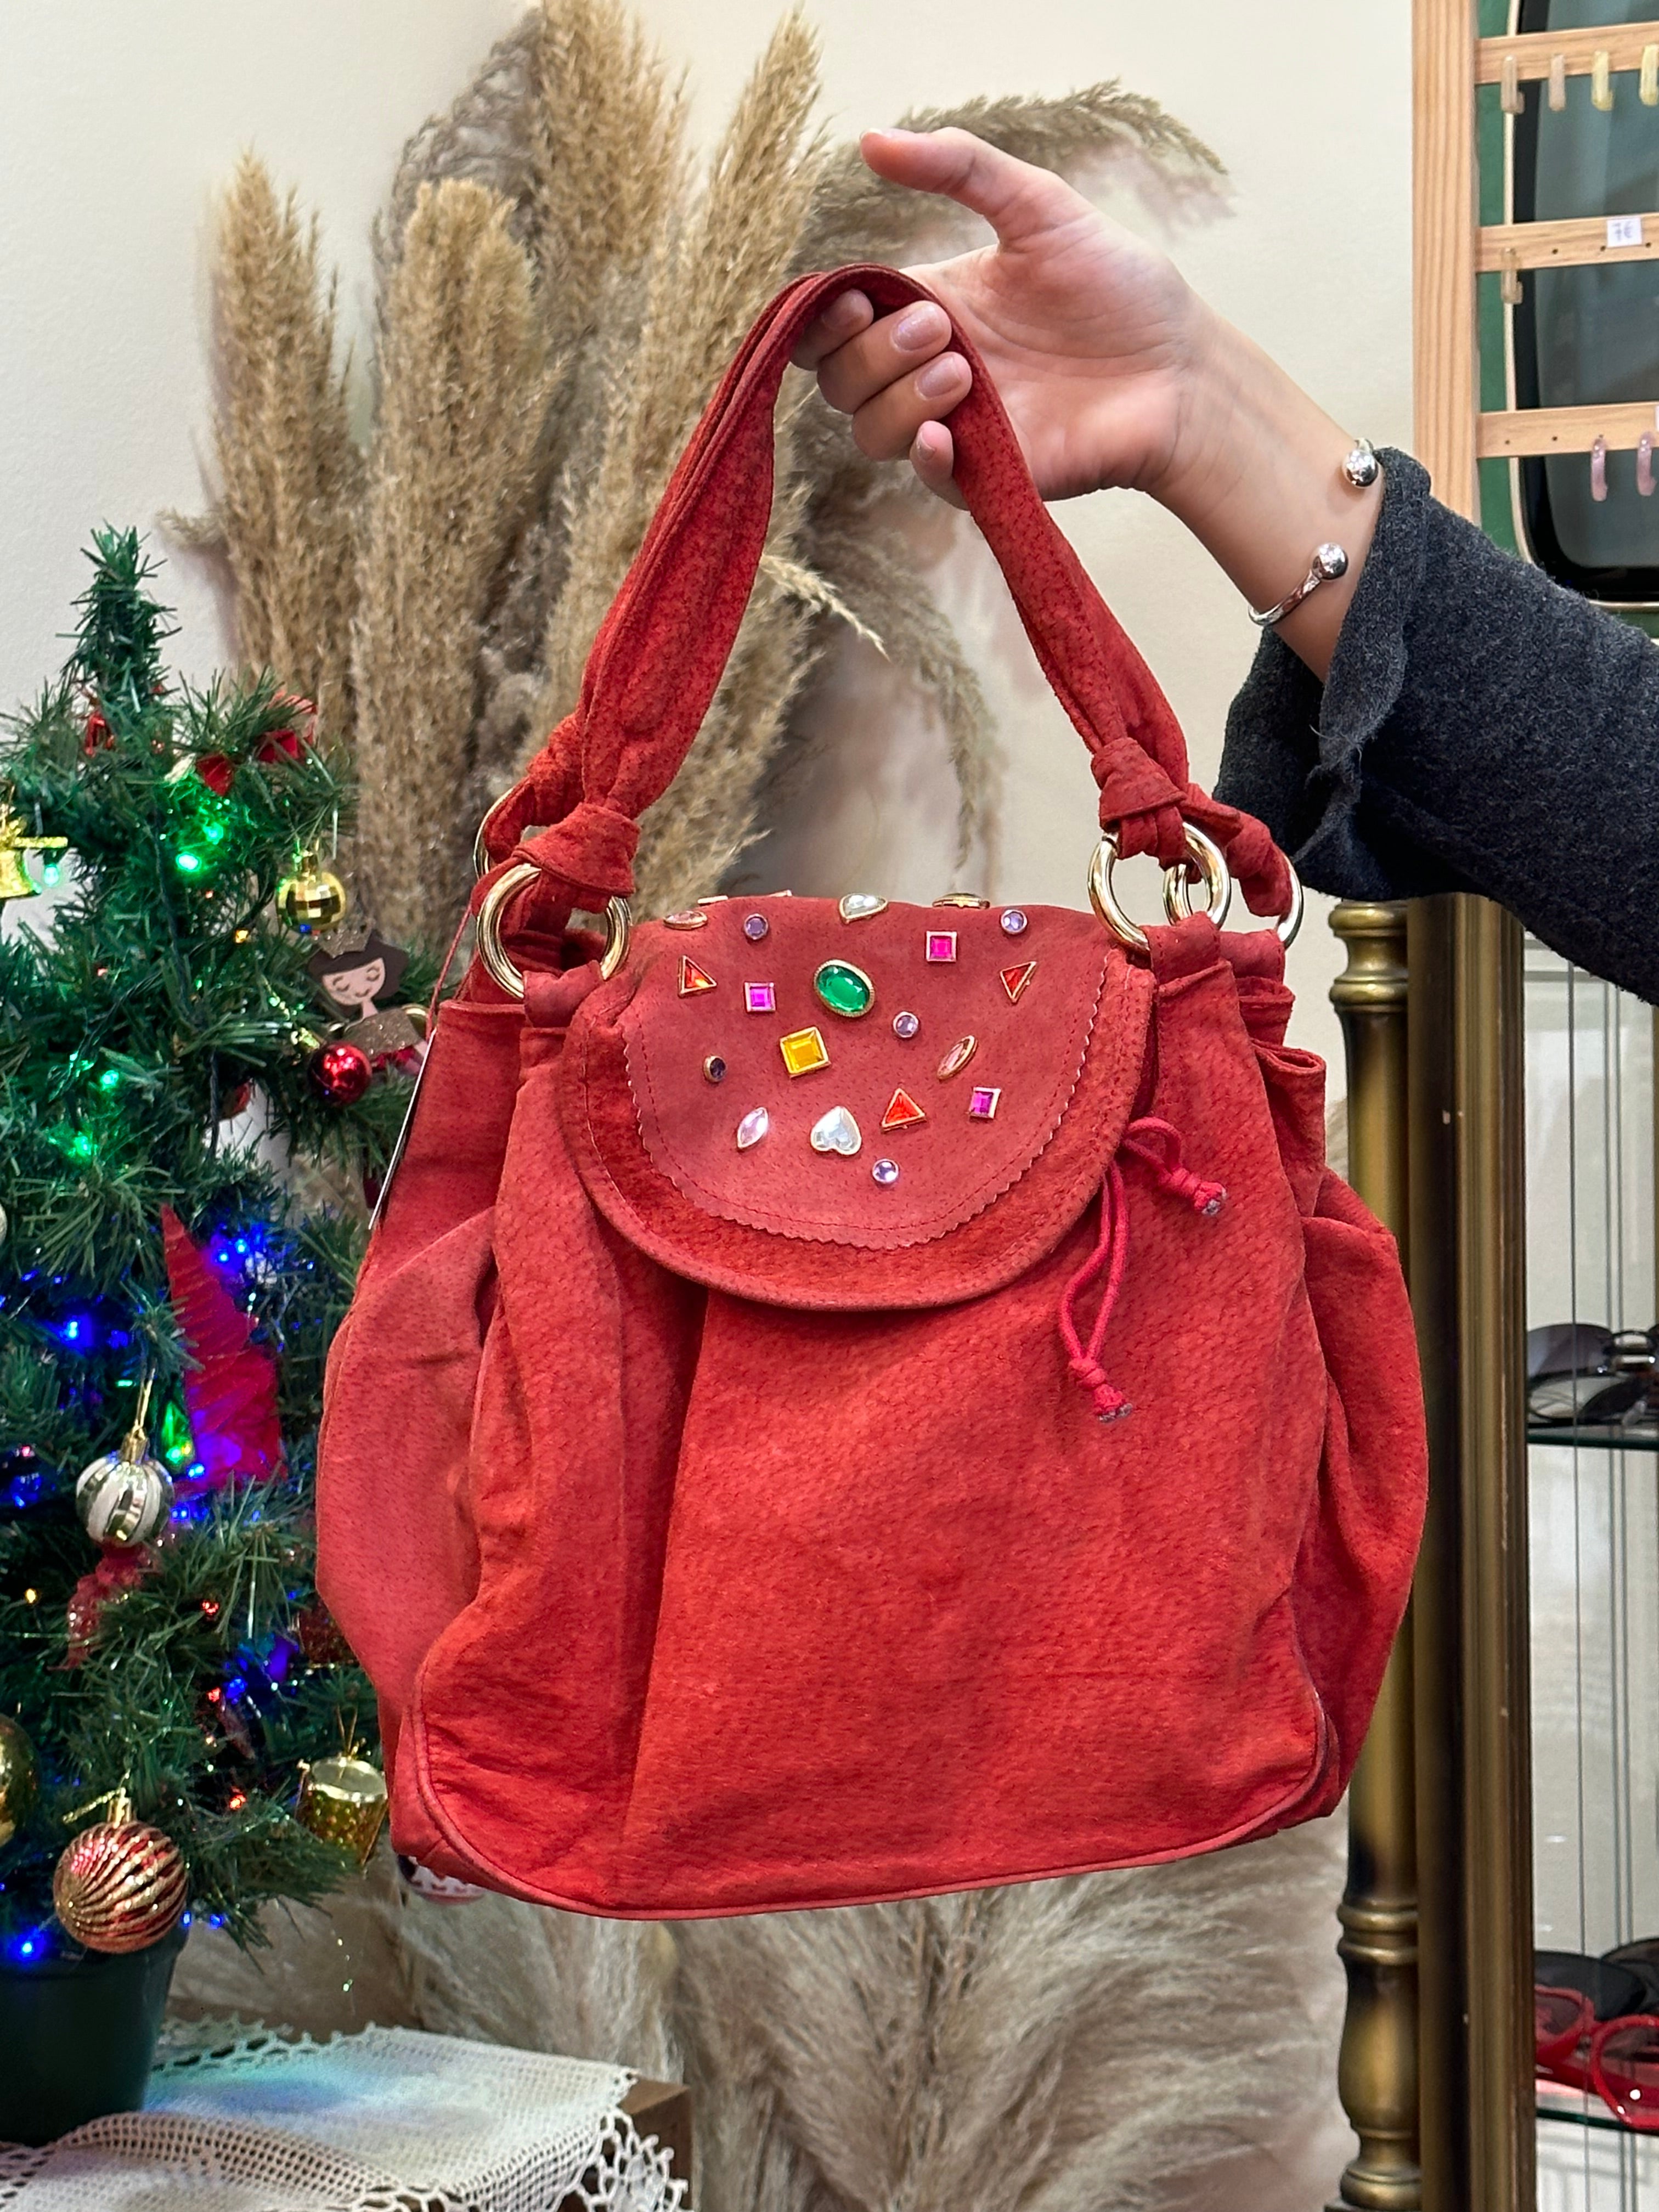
{"left": 780, "top": 1026, "right": 830, "bottom": 1077}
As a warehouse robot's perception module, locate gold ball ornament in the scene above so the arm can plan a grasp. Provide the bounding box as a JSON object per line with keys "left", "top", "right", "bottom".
{"left": 52, "top": 1798, "right": 188, "bottom": 1953}
{"left": 295, "top": 1754, "right": 388, "bottom": 1866}
{"left": 276, "top": 857, "right": 348, "bottom": 933}
{"left": 0, "top": 1714, "right": 40, "bottom": 1847}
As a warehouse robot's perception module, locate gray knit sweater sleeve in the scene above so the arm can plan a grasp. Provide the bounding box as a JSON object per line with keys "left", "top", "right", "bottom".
{"left": 1214, "top": 447, "right": 1659, "bottom": 1001}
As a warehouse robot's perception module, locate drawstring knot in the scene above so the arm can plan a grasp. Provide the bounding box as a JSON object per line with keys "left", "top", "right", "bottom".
{"left": 1160, "top": 1165, "right": 1227, "bottom": 1216}
{"left": 1065, "top": 1355, "right": 1132, "bottom": 1421}
{"left": 1057, "top": 1117, "right": 1226, "bottom": 1424}
{"left": 1119, "top": 1116, "right": 1227, "bottom": 1217}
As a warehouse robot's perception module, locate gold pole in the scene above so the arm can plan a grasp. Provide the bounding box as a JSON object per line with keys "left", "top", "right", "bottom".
{"left": 1453, "top": 898, "right": 1534, "bottom": 2207}
{"left": 1410, "top": 1, "right": 1534, "bottom": 2203}
{"left": 1408, "top": 900, "right": 1533, "bottom": 2212}
{"left": 1328, "top": 904, "right": 1419, "bottom": 2212}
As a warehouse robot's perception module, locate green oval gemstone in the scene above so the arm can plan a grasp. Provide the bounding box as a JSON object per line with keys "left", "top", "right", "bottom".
{"left": 814, "top": 959, "right": 874, "bottom": 1018}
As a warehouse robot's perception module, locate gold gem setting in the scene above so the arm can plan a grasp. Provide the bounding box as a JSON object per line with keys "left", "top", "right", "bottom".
{"left": 780, "top": 1026, "right": 830, "bottom": 1078}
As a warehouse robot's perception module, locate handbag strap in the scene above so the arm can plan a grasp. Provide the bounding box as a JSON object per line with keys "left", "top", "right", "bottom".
{"left": 477, "top": 263, "right": 1291, "bottom": 923}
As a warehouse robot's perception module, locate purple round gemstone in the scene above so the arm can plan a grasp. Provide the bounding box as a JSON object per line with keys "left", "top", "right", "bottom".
{"left": 703, "top": 1055, "right": 726, "bottom": 1085}
{"left": 892, "top": 1011, "right": 919, "bottom": 1040}
{"left": 999, "top": 908, "right": 1029, "bottom": 935}
{"left": 743, "top": 912, "right": 770, "bottom": 941}
{"left": 872, "top": 1158, "right": 900, "bottom": 1187}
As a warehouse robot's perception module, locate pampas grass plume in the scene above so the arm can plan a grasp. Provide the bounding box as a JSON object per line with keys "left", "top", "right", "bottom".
{"left": 183, "top": 156, "right": 362, "bottom": 738}
{"left": 352, "top": 180, "right": 550, "bottom": 942}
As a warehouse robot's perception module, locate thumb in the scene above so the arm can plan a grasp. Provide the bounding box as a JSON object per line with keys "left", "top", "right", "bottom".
{"left": 859, "top": 126, "right": 1091, "bottom": 248}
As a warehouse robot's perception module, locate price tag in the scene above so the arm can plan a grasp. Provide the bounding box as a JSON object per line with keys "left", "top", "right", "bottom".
{"left": 1607, "top": 214, "right": 1645, "bottom": 248}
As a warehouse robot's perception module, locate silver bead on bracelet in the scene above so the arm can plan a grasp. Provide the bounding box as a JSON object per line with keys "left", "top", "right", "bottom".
{"left": 1249, "top": 542, "right": 1348, "bottom": 629}
{"left": 1341, "top": 439, "right": 1380, "bottom": 489}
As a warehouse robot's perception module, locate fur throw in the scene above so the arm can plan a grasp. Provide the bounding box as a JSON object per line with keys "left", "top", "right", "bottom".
{"left": 172, "top": 1816, "right": 1350, "bottom": 2212}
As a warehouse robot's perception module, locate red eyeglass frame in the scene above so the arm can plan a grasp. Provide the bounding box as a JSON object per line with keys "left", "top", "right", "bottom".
{"left": 1537, "top": 1984, "right": 1659, "bottom": 2130}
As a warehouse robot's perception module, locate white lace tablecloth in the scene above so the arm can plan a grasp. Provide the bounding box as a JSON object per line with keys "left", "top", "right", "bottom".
{"left": 0, "top": 2021, "right": 689, "bottom": 2212}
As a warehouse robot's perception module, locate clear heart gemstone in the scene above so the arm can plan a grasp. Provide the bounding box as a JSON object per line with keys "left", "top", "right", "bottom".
{"left": 838, "top": 893, "right": 887, "bottom": 922}
{"left": 809, "top": 1105, "right": 862, "bottom": 1157}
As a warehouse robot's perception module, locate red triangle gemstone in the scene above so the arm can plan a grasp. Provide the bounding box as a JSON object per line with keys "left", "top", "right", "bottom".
{"left": 678, "top": 957, "right": 717, "bottom": 996}
{"left": 1000, "top": 961, "right": 1037, "bottom": 1005}
{"left": 881, "top": 1087, "right": 928, "bottom": 1132}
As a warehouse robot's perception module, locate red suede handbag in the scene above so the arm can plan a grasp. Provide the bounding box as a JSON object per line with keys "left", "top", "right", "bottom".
{"left": 317, "top": 266, "right": 1427, "bottom": 1917}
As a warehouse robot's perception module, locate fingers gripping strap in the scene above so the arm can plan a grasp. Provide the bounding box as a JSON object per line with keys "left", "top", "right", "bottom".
{"left": 488, "top": 263, "right": 1290, "bottom": 919}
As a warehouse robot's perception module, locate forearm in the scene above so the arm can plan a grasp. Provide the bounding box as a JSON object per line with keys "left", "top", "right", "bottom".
{"left": 1217, "top": 453, "right": 1659, "bottom": 1002}
{"left": 1152, "top": 304, "right": 1383, "bottom": 679}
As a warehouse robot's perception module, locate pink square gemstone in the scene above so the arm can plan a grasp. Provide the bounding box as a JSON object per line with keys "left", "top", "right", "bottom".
{"left": 926, "top": 931, "right": 957, "bottom": 963}
{"left": 744, "top": 982, "right": 776, "bottom": 1014}
{"left": 967, "top": 1085, "right": 1001, "bottom": 1121}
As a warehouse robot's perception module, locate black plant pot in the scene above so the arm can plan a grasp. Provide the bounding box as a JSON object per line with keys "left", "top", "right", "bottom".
{"left": 0, "top": 1923, "right": 187, "bottom": 2146}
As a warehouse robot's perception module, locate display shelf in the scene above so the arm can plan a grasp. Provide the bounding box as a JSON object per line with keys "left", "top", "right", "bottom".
{"left": 1538, "top": 2081, "right": 1650, "bottom": 2137}
{"left": 1477, "top": 21, "right": 1659, "bottom": 86}
{"left": 1528, "top": 1422, "right": 1659, "bottom": 1452}
{"left": 1479, "top": 400, "right": 1659, "bottom": 458}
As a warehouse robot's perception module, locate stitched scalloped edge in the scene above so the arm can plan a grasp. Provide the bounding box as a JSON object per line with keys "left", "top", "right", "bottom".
{"left": 602, "top": 944, "right": 1132, "bottom": 1253}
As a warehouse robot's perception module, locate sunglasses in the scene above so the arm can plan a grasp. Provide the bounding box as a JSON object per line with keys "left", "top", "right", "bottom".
{"left": 1527, "top": 1324, "right": 1657, "bottom": 1425}
{"left": 1537, "top": 1946, "right": 1659, "bottom": 2129}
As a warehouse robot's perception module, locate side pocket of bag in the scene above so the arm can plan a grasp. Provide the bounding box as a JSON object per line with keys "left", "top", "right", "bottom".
{"left": 315, "top": 999, "right": 528, "bottom": 1781}
{"left": 1289, "top": 1169, "right": 1427, "bottom": 1797}
{"left": 316, "top": 1211, "right": 495, "bottom": 1780}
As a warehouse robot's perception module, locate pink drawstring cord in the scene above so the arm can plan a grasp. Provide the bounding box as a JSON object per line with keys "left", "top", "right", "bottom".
{"left": 1059, "top": 1160, "right": 1133, "bottom": 1420}
{"left": 1057, "top": 1118, "right": 1227, "bottom": 1422}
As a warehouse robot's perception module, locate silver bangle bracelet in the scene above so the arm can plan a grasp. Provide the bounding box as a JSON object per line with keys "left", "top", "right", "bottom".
{"left": 1249, "top": 541, "right": 1349, "bottom": 629}
{"left": 1341, "top": 438, "right": 1380, "bottom": 489}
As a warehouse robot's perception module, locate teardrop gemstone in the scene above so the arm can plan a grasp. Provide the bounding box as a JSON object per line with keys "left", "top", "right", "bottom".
{"left": 838, "top": 893, "right": 887, "bottom": 922}
{"left": 813, "top": 960, "right": 874, "bottom": 1018}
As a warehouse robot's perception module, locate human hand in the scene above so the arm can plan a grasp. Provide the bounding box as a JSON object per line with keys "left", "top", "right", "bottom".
{"left": 794, "top": 127, "right": 1216, "bottom": 509}
{"left": 796, "top": 125, "right": 1379, "bottom": 682}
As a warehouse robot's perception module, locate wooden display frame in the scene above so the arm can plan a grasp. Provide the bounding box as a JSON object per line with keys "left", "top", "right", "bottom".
{"left": 1475, "top": 22, "right": 1659, "bottom": 455}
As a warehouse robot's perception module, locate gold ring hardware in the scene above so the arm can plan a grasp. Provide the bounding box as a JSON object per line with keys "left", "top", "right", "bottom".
{"left": 473, "top": 790, "right": 515, "bottom": 882}
{"left": 1165, "top": 837, "right": 1304, "bottom": 947}
{"left": 1088, "top": 825, "right": 1233, "bottom": 952}
{"left": 475, "top": 860, "right": 631, "bottom": 998}
{"left": 473, "top": 790, "right": 553, "bottom": 881}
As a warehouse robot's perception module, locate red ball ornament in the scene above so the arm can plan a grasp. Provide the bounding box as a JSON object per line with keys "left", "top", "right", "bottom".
{"left": 308, "top": 1039, "right": 372, "bottom": 1105}
{"left": 52, "top": 1805, "right": 187, "bottom": 1953}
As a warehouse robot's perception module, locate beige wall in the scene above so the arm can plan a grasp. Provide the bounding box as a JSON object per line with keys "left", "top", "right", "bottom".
{"left": 0, "top": 0, "right": 1413, "bottom": 1079}
{"left": 0, "top": 1, "right": 521, "bottom": 695}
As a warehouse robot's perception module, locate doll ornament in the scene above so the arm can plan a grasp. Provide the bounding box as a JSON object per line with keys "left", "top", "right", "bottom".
{"left": 306, "top": 923, "right": 424, "bottom": 1064}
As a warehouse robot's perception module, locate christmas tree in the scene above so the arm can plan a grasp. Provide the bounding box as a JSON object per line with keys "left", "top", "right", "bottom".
{"left": 0, "top": 532, "right": 426, "bottom": 1960}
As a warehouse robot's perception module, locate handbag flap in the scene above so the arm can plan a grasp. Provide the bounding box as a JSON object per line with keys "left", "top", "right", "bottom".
{"left": 558, "top": 894, "right": 1153, "bottom": 1310}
